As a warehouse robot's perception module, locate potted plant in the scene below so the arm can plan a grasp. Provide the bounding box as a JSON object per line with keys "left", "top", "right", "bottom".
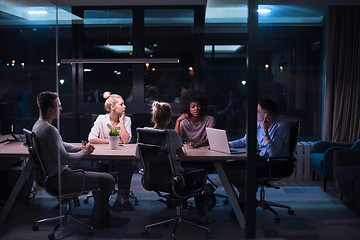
{"left": 108, "top": 128, "right": 120, "bottom": 150}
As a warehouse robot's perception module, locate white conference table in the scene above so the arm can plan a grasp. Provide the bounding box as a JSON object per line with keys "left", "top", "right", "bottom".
{"left": 0, "top": 140, "right": 247, "bottom": 228}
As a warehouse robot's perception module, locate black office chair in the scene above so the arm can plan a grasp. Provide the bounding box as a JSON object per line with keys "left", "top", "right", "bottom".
{"left": 256, "top": 116, "right": 301, "bottom": 223}
{"left": 23, "top": 128, "right": 95, "bottom": 240}
{"left": 136, "top": 127, "right": 212, "bottom": 240}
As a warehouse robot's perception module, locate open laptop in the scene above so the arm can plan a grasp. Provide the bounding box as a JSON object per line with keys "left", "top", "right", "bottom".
{"left": 10, "top": 124, "right": 25, "bottom": 142}
{"left": 206, "top": 127, "right": 246, "bottom": 154}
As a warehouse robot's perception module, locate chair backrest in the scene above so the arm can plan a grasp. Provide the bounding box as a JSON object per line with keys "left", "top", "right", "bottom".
{"left": 260, "top": 116, "right": 301, "bottom": 179}
{"left": 278, "top": 115, "right": 301, "bottom": 158}
{"left": 91, "top": 113, "right": 99, "bottom": 125}
{"left": 23, "top": 128, "right": 47, "bottom": 188}
{"left": 23, "top": 128, "right": 90, "bottom": 199}
{"left": 136, "top": 127, "right": 176, "bottom": 193}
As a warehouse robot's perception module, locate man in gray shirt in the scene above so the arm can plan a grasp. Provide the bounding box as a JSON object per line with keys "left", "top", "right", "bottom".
{"left": 32, "top": 91, "right": 115, "bottom": 228}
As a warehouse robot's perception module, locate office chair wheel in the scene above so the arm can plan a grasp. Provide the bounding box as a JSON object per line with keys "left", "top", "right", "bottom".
{"left": 142, "top": 229, "right": 149, "bottom": 236}
{"left": 48, "top": 233, "right": 56, "bottom": 240}
{"left": 32, "top": 224, "right": 39, "bottom": 231}
{"left": 274, "top": 217, "right": 280, "bottom": 223}
{"left": 288, "top": 209, "right": 294, "bottom": 215}
{"left": 206, "top": 231, "right": 212, "bottom": 239}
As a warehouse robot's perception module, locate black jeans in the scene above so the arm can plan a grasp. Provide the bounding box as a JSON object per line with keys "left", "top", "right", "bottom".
{"left": 46, "top": 168, "right": 115, "bottom": 221}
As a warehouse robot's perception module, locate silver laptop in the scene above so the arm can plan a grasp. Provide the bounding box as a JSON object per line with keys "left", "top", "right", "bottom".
{"left": 206, "top": 127, "right": 246, "bottom": 154}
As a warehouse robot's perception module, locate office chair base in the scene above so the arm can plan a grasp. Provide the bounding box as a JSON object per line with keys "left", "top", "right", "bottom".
{"left": 258, "top": 186, "right": 294, "bottom": 223}
{"left": 32, "top": 204, "right": 94, "bottom": 239}
{"left": 143, "top": 205, "right": 211, "bottom": 239}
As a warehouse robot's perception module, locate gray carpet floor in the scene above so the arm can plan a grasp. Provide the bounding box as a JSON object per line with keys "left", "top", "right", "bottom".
{"left": 1, "top": 174, "right": 360, "bottom": 240}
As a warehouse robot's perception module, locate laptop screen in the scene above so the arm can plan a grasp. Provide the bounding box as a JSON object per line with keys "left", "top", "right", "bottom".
{"left": 206, "top": 127, "right": 231, "bottom": 154}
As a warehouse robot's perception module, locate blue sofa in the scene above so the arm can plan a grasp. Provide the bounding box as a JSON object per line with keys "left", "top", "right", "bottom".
{"left": 333, "top": 149, "right": 360, "bottom": 209}
{"left": 310, "top": 139, "right": 360, "bottom": 191}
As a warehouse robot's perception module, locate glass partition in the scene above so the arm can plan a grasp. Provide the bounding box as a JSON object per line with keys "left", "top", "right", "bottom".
{"left": 1, "top": 3, "right": 328, "bottom": 141}
{"left": 144, "top": 8, "right": 196, "bottom": 104}
{"left": 0, "top": 3, "right": 60, "bottom": 134}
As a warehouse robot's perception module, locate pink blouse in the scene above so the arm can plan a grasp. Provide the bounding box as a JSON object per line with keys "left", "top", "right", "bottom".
{"left": 179, "top": 115, "right": 215, "bottom": 143}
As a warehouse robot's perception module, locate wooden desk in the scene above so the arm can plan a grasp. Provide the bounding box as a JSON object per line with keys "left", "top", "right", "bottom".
{"left": 0, "top": 138, "right": 33, "bottom": 225}
{"left": 74, "top": 144, "right": 247, "bottom": 228}
{"left": 0, "top": 142, "right": 246, "bottom": 228}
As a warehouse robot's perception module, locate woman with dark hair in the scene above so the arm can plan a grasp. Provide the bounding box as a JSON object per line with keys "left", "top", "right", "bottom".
{"left": 175, "top": 90, "right": 215, "bottom": 148}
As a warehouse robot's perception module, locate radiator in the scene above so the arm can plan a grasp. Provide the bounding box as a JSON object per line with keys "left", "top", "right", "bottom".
{"left": 288, "top": 141, "right": 315, "bottom": 182}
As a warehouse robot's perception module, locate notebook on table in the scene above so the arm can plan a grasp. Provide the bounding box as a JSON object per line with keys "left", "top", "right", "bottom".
{"left": 206, "top": 127, "right": 246, "bottom": 154}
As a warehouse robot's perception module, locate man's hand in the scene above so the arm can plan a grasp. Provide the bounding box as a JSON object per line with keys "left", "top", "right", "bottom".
{"left": 81, "top": 140, "right": 95, "bottom": 155}
{"left": 260, "top": 113, "right": 270, "bottom": 132}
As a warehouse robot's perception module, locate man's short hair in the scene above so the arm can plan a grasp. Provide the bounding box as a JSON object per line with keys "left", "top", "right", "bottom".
{"left": 36, "top": 91, "right": 58, "bottom": 116}
{"left": 258, "top": 99, "right": 277, "bottom": 115}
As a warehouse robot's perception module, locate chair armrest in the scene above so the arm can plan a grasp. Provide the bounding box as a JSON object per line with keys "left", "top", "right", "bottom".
{"left": 45, "top": 169, "right": 87, "bottom": 197}
{"left": 262, "top": 156, "right": 295, "bottom": 178}
{"left": 311, "top": 140, "right": 352, "bottom": 153}
{"left": 178, "top": 168, "right": 208, "bottom": 185}
{"left": 323, "top": 146, "right": 351, "bottom": 173}
{"left": 172, "top": 169, "right": 208, "bottom": 198}
{"left": 266, "top": 156, "right": 290, "bottom": 161}
{"left": 334, "top": 150, "right": 360, "bottom": 167}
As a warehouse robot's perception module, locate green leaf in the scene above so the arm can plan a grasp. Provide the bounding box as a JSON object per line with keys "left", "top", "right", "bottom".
{"left": 108, "top": 128, "right": 120, "bottom": 136}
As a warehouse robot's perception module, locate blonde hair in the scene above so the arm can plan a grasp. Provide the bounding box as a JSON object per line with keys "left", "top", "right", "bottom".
{"left": 151, "top": 101, "right": 172, "bottom": 129}
{"left": 103, "top": 91, "right": 123, "bottom": 112}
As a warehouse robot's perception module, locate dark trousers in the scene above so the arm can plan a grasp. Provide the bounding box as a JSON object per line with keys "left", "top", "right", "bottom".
{"left": 114, "top": 163, "right": 133, "bottom": 198}
{"left": 182, "top": 167, "right": 207, "bottom": 217}
{"left": 98, "top": 161, "right": 135, "bottom": 199}
{"left": 225, "top": 156, "right": 291, "bottom": 202}
{"left": 47, "top": 169, "right": 115, "bottom": 220}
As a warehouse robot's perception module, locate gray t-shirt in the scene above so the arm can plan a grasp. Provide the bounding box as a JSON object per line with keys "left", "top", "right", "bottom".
{"left": 32, "top": 120, "right": 84, "bottom": 176}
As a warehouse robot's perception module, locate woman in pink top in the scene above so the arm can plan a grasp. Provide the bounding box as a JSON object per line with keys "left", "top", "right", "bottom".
{"left": 175, "top": 90, "right": 215, "bottom": 148}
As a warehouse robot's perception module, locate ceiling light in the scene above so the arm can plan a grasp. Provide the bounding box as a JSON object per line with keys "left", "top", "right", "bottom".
{"left": 27, "top": 10, "right": 48, "bottom": 15}
{"left": 60, "top": 58, "right": 179, "bottom": 64}
{"left": 204, "top": 45, "right": 243, "bottom": 53}
{"left": 257, "top": 9, "right": 271, "bottom": 14}
{"left": 98, "top": 45, "right": 153, "bottom": 54}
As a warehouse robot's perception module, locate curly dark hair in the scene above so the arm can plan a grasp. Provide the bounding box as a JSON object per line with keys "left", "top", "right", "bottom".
{"left": 180, "top": 89, "right": 209, "bottom": 117}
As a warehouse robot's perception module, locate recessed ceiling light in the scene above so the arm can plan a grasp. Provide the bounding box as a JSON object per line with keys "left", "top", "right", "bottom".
{"left": 257, "top": 9, "right": 271, "bottom": 14}
{"left": 27, "top": 10, "right": 48, "bottom": 15}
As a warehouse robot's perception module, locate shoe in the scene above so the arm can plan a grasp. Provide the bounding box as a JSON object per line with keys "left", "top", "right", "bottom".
{"left": 121, "top": 200, "right": 135, "bottom": 211}
{"left": 199, "top": 215, "right": 215, "bottom": 225}
{"left": 111, "top": 201, "right": 122, "bottom": 212}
